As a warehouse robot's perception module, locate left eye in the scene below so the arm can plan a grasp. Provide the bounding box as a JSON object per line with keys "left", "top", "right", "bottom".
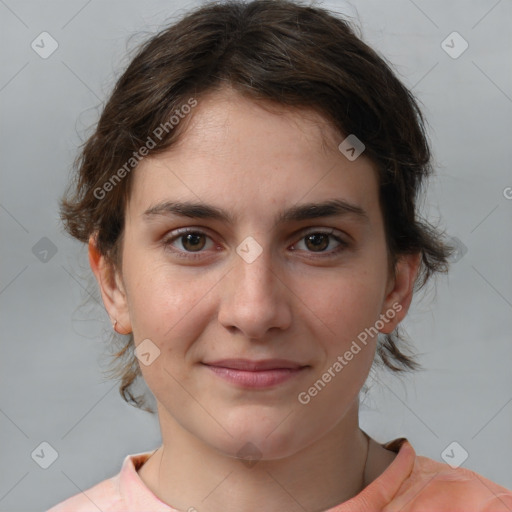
{"left": 293, "top": 231, "right": 346, "bottom": 253}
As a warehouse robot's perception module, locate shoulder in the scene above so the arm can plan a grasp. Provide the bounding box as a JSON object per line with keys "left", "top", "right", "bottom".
{"left": 46, "top": 451, "right": 160, "bottom": 512}
{"left": 387, "top": 453, "right": 512, "bottom": 511}
{"left": 46, "top": 473, "right": 122, "bottom": 512}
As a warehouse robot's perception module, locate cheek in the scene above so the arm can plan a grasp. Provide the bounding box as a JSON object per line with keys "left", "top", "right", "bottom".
{"left": 301, "top": 268, "right": 386, "bottom": 342}
{"left": 123, "top": 256, "right": 223, "bottom": 375}
{"left": 295, "top": 276, "right": 381, "bottom": 408}
{"left": 124, "top": 253, "right": 199, "bottom": 331}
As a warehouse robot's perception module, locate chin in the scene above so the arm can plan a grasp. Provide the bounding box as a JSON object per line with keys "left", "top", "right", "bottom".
{"left": 204, "top": 413, "right": 320, "bottom": 463}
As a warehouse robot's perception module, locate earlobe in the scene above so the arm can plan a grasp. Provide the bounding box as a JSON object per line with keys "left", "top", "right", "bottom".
{"left": 379, "top": 252, "right": 421, "bottom": 334}
{"left": 88, "top": 235, "right": 132, "bottom": 335}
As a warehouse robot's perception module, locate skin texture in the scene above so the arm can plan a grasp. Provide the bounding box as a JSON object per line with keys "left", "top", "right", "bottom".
{"left": 89, "top": 86, "right": 421, "bottom": 512}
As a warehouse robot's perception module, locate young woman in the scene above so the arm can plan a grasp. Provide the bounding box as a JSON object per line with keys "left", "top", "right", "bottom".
{"left": 48, "top": 0, "right": 512, "bottom": 510}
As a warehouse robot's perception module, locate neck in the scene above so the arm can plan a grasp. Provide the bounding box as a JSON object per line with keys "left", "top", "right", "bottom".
{"left": 139, "top": 402, "right": 372, "bottom": 512}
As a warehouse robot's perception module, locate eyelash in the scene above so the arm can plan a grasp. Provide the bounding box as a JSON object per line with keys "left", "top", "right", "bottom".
{"left": 161, "top": 227, "right": 349, "bottom": 260}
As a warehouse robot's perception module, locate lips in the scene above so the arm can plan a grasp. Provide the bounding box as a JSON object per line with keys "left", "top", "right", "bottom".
{"left": 203, "top": 359, "right": 305, "bottom": 371}
{"left": 202, "top": 359, "right": 309, "bottom": 388}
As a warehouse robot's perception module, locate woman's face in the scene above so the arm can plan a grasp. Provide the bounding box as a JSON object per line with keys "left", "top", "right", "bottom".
{"left": 101, "top": 87, "right": 417, "bottom": 461}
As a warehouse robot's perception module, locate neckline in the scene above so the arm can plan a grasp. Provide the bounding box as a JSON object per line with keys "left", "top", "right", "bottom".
{"left": 122, "top": 437, "right": 415, "bottom": 511}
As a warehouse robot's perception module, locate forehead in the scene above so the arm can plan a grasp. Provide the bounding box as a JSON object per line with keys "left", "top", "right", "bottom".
{"left": 168, "top": 86, "right": 343, "bottom": 160}
{"left": 181, "top": 86, "right": 339, "bottom": 149}
{"left": 128, "top": 87, "right": 380, "bottom": 224}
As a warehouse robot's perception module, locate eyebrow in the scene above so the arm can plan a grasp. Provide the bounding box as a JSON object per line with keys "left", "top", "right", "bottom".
{"left": 143, "top": 198, "right": 369, "bottom": 225}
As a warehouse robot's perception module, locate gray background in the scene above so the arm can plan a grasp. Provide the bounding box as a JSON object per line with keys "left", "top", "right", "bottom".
{"left": 1, "top": 0, "right": 511, "bottom": 510}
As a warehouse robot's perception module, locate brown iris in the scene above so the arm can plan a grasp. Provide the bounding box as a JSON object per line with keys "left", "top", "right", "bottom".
{"left": 181, "top": 232, "right": 206, "bottom": 251}
{"left": 304, "top": 233, "right": 329, "bottom": 252}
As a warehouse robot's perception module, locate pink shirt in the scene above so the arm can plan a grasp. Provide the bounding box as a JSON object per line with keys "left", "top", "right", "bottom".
{"left": 47, "top": 438, "right": 512, "bottom": 511}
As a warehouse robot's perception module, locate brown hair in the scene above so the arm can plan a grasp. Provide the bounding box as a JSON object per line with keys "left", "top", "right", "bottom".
{"left": 61, "top": 0, "right": 455, "bottom": 412}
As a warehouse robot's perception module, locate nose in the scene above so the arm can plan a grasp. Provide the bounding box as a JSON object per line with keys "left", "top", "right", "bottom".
{"left": 217, "top": 244, "right": 292, "bottom": 340}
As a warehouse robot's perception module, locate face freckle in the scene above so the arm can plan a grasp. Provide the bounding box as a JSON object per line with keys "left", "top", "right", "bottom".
{"left": 116, "top": 86, "right": 397, "bottom": 460}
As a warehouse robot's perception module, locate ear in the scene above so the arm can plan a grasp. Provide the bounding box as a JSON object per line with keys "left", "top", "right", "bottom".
{"left": 88, "top": 235, "right": 132, "bottom": 335}
{"left": 379, "top": 252, "right": 421, "bottom": 334}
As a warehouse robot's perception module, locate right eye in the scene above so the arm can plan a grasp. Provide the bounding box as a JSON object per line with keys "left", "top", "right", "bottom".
{"left": 162, "top": 228, "right": 216, "bottom": 258}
